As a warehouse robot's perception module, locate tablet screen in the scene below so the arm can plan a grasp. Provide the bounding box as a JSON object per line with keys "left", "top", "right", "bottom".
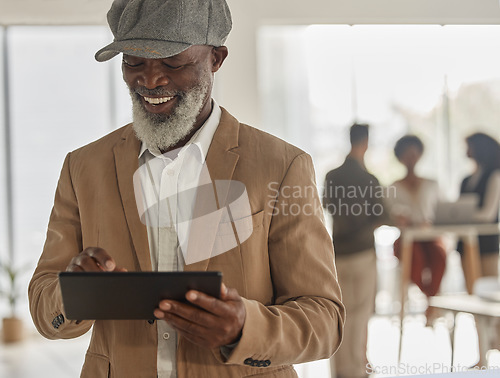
{"left": 59, "top": 271, "right": 222, "bottom": 320}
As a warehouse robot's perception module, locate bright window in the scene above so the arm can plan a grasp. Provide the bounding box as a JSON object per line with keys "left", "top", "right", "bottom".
{"left": 0, "top": 26, "right": 131, "bottom": 318}
{"left": 259, "top": 25, "right": 500, "bottom": 197}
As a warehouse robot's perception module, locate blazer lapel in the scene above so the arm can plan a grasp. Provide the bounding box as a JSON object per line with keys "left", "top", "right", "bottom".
{"left": 184, "top": 108, "right": 240, "bottom": 272}
{"left": 113, "top": 126, "right": 152, "bottom": 272}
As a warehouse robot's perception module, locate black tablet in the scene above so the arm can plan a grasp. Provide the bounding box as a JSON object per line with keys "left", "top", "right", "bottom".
{"left": 58, "top": 271, "right": 222, "bottom": 320}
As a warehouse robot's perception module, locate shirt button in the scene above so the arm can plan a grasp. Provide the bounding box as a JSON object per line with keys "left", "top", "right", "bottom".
{"left": 162, "top": 332, "right": 170, "bottom": 340}
{"left": 166, "top": 169, "right": 174, "bottom": 176}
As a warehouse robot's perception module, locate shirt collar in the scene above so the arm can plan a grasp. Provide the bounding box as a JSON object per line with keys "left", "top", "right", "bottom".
{"left": 138, "top": 100, "right": 222, "bottom": 164}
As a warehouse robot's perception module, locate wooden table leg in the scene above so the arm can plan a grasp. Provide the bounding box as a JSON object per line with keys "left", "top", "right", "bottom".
{"left": 449, "top": 311, "right": 457, "bottom": 372}
{"left": 400, "top": 234, "right": 413, "bottom": 319}
{"left": 462, "top": 233, "right": 481, "bottom": 294}
{"left": 475, "top": 315, "right": 491, "bottom": 368}
{"left": 399, "top": 233, "right": 414, "bottom": 363}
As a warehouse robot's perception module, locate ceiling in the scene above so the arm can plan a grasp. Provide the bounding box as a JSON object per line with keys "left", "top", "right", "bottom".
{"left": 1, "top": 0, "right": 500, "bottom": 26}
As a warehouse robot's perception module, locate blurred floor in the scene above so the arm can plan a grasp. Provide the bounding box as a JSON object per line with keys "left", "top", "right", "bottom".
{"left": 0, "top": 327, "right": 89, "bottom": 378}
{"left": 0, "top": 313, "right": 492, "bottom": 378}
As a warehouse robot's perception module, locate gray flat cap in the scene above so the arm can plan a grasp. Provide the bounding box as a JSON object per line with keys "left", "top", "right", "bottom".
{"left": 95, "top": 0, "right": 232, "bottom": 62}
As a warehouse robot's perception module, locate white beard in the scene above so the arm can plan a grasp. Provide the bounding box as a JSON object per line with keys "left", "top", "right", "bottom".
{"left": 130, "top": 76, "right": 211, "bottom": 151}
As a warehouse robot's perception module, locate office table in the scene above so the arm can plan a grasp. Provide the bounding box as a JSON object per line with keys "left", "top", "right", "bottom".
{"left": 397, "top": 223, "right": 500, "bottom": 362}
{"left": 429, "top": 294, "right": 500, "bottom": 369}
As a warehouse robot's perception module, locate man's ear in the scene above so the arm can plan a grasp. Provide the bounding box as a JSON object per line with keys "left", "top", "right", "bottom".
{"left": 212, "top": 46, "right": 228, "bottom": 73}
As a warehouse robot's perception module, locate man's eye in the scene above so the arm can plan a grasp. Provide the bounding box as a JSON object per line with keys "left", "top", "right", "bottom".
{"left": 122, "top": 59, "right": 142, "bottom": 67}
{"left": 163, "top": 62, "right": 183, "bottom": 70}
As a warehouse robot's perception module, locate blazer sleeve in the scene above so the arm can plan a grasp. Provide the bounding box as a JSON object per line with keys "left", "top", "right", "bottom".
{"left": 28, "top": 153, "right": 94, "bottom": 339}
{"left": 220, "top": 153, "right": 345, "bottom": 366}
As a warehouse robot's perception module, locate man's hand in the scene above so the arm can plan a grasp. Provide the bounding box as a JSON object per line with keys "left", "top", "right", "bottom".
{"left": 66, "top": 247, "right": 126, "bottom": 272}
{"left": 154, "top": 283, "right": 246, "bottom": 349}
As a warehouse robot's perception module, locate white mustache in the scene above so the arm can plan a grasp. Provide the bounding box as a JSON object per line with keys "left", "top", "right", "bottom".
{"left": 135, "top": 87, "right": 178, "bottom": 98}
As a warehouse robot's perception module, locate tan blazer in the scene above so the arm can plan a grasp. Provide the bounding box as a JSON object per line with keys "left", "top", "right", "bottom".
{"left": 29, "top": 108, "right": 345, "bottom": 378}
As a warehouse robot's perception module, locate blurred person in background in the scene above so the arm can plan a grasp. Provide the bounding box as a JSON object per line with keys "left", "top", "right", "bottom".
{"left": 388, "top": 135, "right": 446, "bottom": 320}
{"left": 458, "top": 132, "right": 500, "bottom": 368}
{"left": 323, "top": 123, "right": 389, "bottom": 378}
{"left": 458, "top": 132, "right": 500, "bottom": 276}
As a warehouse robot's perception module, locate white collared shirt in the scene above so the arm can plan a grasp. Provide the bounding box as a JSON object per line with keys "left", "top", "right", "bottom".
{"left": 136, "top": 101, "right": 221, "bottom": 378}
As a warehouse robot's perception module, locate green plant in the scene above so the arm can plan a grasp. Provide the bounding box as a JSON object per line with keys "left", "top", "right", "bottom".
{"left": 0, "top": 258, "right": 28, "bottom": 318}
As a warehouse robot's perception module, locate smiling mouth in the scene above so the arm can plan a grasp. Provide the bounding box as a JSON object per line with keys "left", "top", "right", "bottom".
{"left": 142, "top": 96, "right": 174, "bottom": 105}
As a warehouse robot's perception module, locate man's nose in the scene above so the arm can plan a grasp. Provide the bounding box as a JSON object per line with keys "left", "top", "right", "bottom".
{"left": 137, "top": 61, "right": 169, "bottom": 89}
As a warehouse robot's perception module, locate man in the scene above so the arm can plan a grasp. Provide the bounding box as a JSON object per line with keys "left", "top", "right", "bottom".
{"left": 323, "top": 123, "right": 388, "bottom": 378}
{"left": 28, "top": 0, "right": 345, "bottom": 377}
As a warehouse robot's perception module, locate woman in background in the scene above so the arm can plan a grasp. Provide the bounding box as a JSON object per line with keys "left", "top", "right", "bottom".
{"left": 389, "top": 135, "right": 447, "bottom": 309}
{"left": 459, "top": 132, "right": 500, "bottom": 276}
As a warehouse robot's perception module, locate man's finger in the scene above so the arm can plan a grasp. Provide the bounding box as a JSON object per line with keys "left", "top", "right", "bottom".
{"left": 72, "top": 255, "right": 103, "bottom": 272}
{"left": 185, "top": 291, "right": 229, "bottom": 316}
{"left": 221, "top": 287, "right": 242, "bottom": 302}
{"left": 163, "top": 312, "right": 207, "bottom": 337}
{"left": 159, "top": 299, "right": 217, "bottom": 323}
{"left": 220, "top": 283, "right": 228, "bottom": 299}
{"left": 66, "top": 264, "right": 84, "bottom": 272}
{"left": 154, "top": 309, "right": 166, "bottom": 319}
{"left": 84, "top": 247, "right": 115, "bottom": 271}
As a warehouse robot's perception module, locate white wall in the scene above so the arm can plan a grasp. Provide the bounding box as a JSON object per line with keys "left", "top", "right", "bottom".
{"left": 2, "top": 0, "right": 500, "bottom": 128}
{"left": 0, "top": 0, "right": 111, "bottom": 25}
{"left": 223, "top": 0, "right": 500, "bottom": 127}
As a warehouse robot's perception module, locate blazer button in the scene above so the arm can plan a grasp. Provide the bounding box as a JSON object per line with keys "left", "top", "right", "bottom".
{"left": 244, "top": 358, "right": 253, "bottom": 365}
{"left": 51, "top": 314, "right": 65, "bottom": 329}
{"left": 148, "top": 319, "right": 155, "bottom": 324}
